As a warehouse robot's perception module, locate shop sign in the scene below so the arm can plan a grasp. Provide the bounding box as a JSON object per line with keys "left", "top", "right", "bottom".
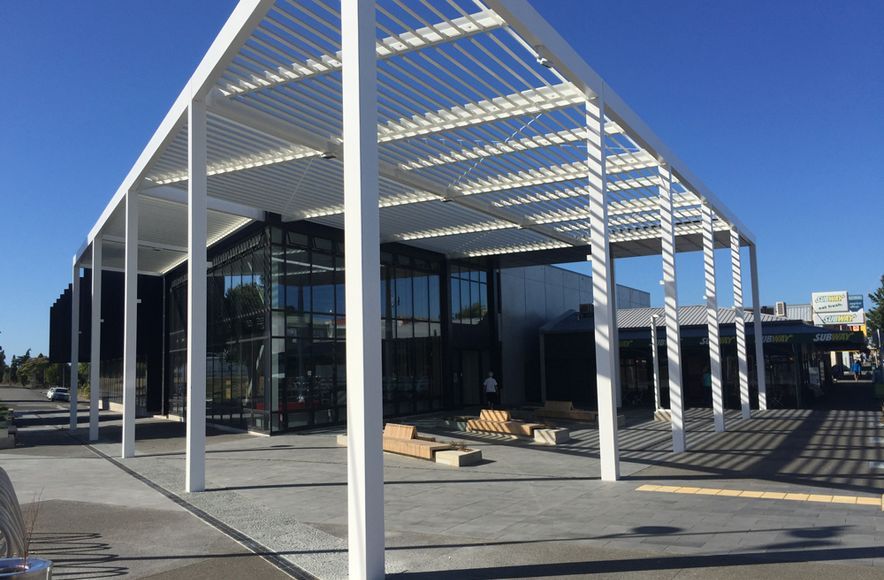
{"left": 813, "top": 310, "right": 864, "bottom": 325}
{"left": 811, "top": 291, "right": 848, "bottom": 313}
{"left": 848, "top": 294, "right": 864, "bottom": 311}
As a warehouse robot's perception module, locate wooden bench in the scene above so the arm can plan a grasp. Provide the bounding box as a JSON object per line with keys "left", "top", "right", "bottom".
{"left": 534, "top": 400, "right": 598, "bottom": 422}
{"left": 466, "top": 409, "right": 542, "bottom": 437}
{"left": 382, "top": 423, "right": 451, "bottom": 461}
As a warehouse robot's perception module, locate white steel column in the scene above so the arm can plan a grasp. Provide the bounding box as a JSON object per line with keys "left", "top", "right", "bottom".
{"left": 186, "top": 98, "right": 208, "bottom": 493}
{"left": 610, "top": 258, "right": 622, "bottom": 409}
{"left": 749, "top": 244, "right": 767, "bottom": 410}
{"left": 587, "top": 97, "right": 620, "bottom": 481}
{"left": 69, "top": 262, "right": 80, "bottom": 432}
{"left": 659, "top": 164, "right": 685, "bottom": 453}
{"left": 730, "top": 229, "right": 751, "bottom": 419}
{"left": 343, "top": 1, "right": 385, "bottom": 578}
{"left": 650, "top": 315, "right": 661, "bottom": 410}
{"left": 703, "top": 206, "right": 725, "bottom": 432}
{"left": 89, "top": 238, "right": 102, "bottom": 442}
{"left": 122, "top": 191, "right": 139, "bottom": 458}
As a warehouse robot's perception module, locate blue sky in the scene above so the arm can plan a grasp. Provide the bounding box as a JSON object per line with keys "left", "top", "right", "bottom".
{"left": 0, "top": 1, "right": 882, "bottom": 357}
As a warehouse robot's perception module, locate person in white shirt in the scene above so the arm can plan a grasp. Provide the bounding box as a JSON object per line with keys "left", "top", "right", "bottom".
{"left": 483, "top": 372, "right": 500, "bottom": 408}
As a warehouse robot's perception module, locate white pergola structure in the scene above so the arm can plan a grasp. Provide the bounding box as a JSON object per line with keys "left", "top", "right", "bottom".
{"left": 67, "top": 1, "right": 766, "bottom": 577}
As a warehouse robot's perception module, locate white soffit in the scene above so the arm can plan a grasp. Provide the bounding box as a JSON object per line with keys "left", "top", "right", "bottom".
{"left": 78, "top": 0, "right": 752, "bottom": 265}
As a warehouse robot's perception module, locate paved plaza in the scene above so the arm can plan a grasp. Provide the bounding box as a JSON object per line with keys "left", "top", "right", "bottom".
{"left": 2, "top": 385, "right": 883, "bottom": 578}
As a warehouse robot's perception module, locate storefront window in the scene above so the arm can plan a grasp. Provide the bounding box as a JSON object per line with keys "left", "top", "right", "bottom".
{"left": 167, "top": 223, "right": 446, "bottom": 432}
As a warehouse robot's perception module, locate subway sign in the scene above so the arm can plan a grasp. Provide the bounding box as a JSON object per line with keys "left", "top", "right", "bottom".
{"left": 811, "top": 291, "right": 848, "bottom": 313}
{"left": 813, "top": 310, "right": 865, "bottom": 325}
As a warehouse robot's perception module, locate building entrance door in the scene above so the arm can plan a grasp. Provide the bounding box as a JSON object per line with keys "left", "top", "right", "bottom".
{"left": 455, "top": 349, "right": 491, "bottom": 407}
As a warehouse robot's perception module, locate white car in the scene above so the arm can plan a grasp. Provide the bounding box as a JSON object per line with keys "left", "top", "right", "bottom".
{"left": 50, "top": 388, "right": 70, "bottom": 402}
{"left": 45, "top": 387, "right": 59, "bottom": 400}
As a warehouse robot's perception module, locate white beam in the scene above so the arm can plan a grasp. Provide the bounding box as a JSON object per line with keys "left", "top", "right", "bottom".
{"left": 587, "top": 98, "right": 619, "bottom": 481}
{"left": 140, "top": 186, "right": 265, "bottom": 221}
{"left": 122, "top": 191, "right": 138, "bottom": 459}
{"left": 660, "top": 164, "right": 685, "bottom": 453}
{"left": 703, "top": 205, "right": 725, "bottom": 433}
{"left": 399, "top": 127, "right": 633, "bottom": 171}
{"left": 147, "top": 145, "right": 317, "bottom": 185}
{"left": 208, "top": 94, "right": 583, "bottom": 248}
{"left": 378, "top": 83, "right": 584, "bottom": 143}
{"left": 483, "top": 0, "right": 756, "bottom": 245}
{"left": 89, "top": 238, "right": 102, "bottom": 442}
{"left": 749, "top": 244, "right": 767, "bottom": 410}
{"left": 186, "top": 98, "right": 208, "bottom": 493}
{"left": 69, "top": 262, "right": 80, "bottom": 433}
{"left": 343, "top": 1, "right": 385, "bottom": 578}
{"left": 224, "top": 9, "right": 505, "bottom": 95}
{"left": 74, "top": 0, "right": 275, "bottom": 266}
{"left": 458, "top": 161, "right": 672, "bottom": 197}
{"left": 731, "top": 229, "right": 751, "bottom": 420}
{"left": 102, "top": 235, "right": 188, "bottom": 255}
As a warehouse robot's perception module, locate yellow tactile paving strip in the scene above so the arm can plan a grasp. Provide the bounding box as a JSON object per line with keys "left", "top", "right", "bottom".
{"left": 636, "top": 484, "right": 883, "bottom": 510}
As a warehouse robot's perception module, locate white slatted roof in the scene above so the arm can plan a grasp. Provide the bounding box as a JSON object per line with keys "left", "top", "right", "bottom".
{"left": 74, "top": 0, "right": 753, "bottom": 274}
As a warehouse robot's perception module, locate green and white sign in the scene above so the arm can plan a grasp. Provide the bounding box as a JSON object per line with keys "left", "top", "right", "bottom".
{"left": 811, "top": 291, "right": 848, "bottom": 313}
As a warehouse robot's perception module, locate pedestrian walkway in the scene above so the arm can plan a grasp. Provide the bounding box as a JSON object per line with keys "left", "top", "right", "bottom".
{"left": 0, "top": 386, "right": 292, "bottom": 579}
{"left": 3, "top": 385, "right": 883, "bottom": 579}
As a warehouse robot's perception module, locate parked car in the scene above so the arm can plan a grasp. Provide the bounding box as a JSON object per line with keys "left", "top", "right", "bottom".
{"left": 49, "top": 388, "right": 70, "bottom": 402}
{"left": 45, "top": 387, "right": 59, "bottom": 400}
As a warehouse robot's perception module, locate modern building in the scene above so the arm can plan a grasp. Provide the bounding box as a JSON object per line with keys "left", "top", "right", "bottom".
{"left": 49, "top": 249, "right": 648, "bottom": 432}
{"left": 46, "top": 1, "right": 767, "bottom": 576}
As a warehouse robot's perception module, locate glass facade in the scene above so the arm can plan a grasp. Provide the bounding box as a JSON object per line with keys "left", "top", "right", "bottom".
{"left": 449, "top": 265, "right": 488, "bottom": 325}
{"left": 99, "top": 357, "right": 148, "bottom": 413}
{"left": 165, "top": 222, "right": 452, "bottom": 433}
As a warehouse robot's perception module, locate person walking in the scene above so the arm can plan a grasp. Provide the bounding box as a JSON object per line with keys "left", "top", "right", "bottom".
{"left": 483, "top": 371, "right": 500, "bottom": 408}
{"left": 851, "top": 359, "right": 862, "bottom": 381}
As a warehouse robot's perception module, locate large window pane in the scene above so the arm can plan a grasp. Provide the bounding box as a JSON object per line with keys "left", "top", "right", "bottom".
{"left": 395, "top": 268, "right": 413, "bottom": 320}
{"left": 428, "top": 275, "right": 440, "bottom": 322}
{"left": 413, "top": 274, "right": 429, "bottom": 321}
{"left": 312, "top": 250, "right": 335, "bottom": 314}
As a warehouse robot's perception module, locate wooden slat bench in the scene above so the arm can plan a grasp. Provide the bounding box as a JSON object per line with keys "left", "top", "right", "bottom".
{"left": 534, "top": 400, "right": 598, "bottom": 422}
{"left": 466, "top": 409, "right": 542, "bottom": 437}
{"left": 382, "top": 423, "right": 451, "bottom": 461}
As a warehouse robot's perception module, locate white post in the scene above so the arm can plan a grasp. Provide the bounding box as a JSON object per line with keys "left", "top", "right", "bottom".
{"left": 343, "top": 1, "right": 385, "bottom": 578}
{"left": 730, "top": 229, "right": 751, "bottom": 419}
{"left": 659, "top": 164, "right": 685, "bottom": 453}
{"left": 122, "top": 191, "right": 139, "bottom": 458}
{"left": 703, "top": 205, "right": 725, "bottom": 432}
{"left": 587, "top": 97, "right": 620, "bottom": 481}
{"left": 89, "top": 238, "right": 102, "bottom": 442}
{"left": 69, "top": 262, "right": 80, "bottom": 432}
{"left": 186, "top": 98, "right": 208, "bottom": 493}
{"left": 611, "top": 258, "right": 622, "bottom": 409}
{"left": 651, "top": 315, "right": 661, "bottom": 410}
{"left": 749, "top": 244, "right": 767, "bottom": 410}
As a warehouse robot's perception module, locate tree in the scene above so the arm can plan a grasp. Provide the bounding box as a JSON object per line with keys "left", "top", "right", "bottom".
{"left": 869, "top": 274, "right": 884, "bottom": 344}
{"left": 10, "top": 349, "right": 30, "bottom": 384}
{"left": 45, "top": 363, "right": 60, "bottom": 387}
{"left": 17, "top": 353, "right": 50, "bottom": 387}
{"left": 0, "top": 346, "right": 7, "bottom": 384}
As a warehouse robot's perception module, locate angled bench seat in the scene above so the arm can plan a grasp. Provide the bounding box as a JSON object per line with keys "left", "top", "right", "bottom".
{"left": 534, "top": 400, "right": 598, "bottom": 422}
{"left": 466, "top": 409, "right": 542, "bottom": 437}
{"left": 382, "top": 423, "right": 451, "bottom": 461}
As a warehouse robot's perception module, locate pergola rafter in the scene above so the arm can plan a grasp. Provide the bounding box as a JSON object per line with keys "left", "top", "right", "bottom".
{"left": 222, "top": 8, "right": 506, "bottom": 96}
